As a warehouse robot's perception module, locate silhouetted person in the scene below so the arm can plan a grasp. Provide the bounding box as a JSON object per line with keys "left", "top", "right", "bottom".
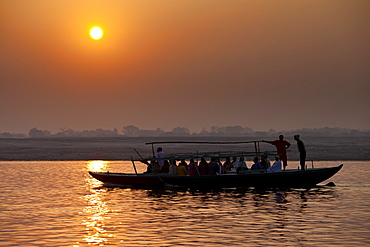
{"left": 188, "top": 159, "right": 198, "bottom": 176}
{"left": 177, "top": 160, "right": 188, "bottom": 175}
{"left": 234, "top": 157, "right": 248, "bottom": 173}
{"left": 260, "top": 155, "right": 271, "bottom": 169}
{"left": 294, "top": 135, "right": 306, "bottom": 170}
{"left": 208, "top": 157, "right": 219, "bottom": 175}
{"left": 198, "top": 158, "right": 208, "bottom": 175}
{"left": 263, "top": 135, "right": 290, "bottom": 170}
{"left": 223, "top": 157, "right": 233, "bottom": 171}
{"left": 160, "top": 160, "right": 170, "bottom": 173}
{"left": 156, "top": 147, "right": 166, "bottom": 169}
{"left": 251, "top": 156, "right": 262, "bottom": 170}
{"left": 169, "top": 160, "right": 177, "bottom": 174}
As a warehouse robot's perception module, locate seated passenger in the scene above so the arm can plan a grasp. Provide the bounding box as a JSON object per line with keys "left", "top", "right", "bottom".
{"left": 231, "top": 157, "right": 237, "bottom": 167}
{"left": 179, "top": 159, "right": 188, "bottom": 170}
{"left": 177, "top": 160, "right": 188, "bottom": 175}
{"left": 251, "top": 156, "right": 262, "bottom": 170}
{"left": 188, "top": 159, "right": 198, "bottom": 176}
{"left": 169, "top": 160, "right": 177, "bottom": 174}
{"left": 223, "top": 157, "right": 233, "bottom": 171}
{"left": 198, "top": 158, "right": 208, "bottom": 175}
{"left": 235, "top": 157, "right": 248, "bottom": 173}
{"left": 232, "top": 158, "right": 239, "bottom": 170}
{"left": 216, "top": 158, "right": 225, "bottom": 174}
{"left": 208, "top": 157, "right": 220, "bottom": 175}
{"left": 144, "top": 163, "right": 153, "bottom": 173}
{"left": 260, "top": 155, "right": 271, "bottom": 169}
{"left": 160, "top": 160, "right": 170, "bottom": 173}
{"left": 152, "top": 161, "right": 160, "bottom": 174}
{"left": 268, "top": 157, "right": 282, "bottom": 172}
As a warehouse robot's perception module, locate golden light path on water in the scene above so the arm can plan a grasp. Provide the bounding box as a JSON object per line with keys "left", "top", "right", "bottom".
{"left": 81, "top": 161, "right": 112, "bottom": 246}
{"left": 86, "top": 160, "right": 109, "bottom": 172}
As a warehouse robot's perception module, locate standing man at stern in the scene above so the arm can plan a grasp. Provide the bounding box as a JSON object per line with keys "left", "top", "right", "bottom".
{"left": 263, "top": 135, "right": 291, "bottom": 170}
{"left": 155, "top": 147, "right": 166, "bottom": 170}
{"left": 294, "top": 135, "right": 306, "bottom": 170}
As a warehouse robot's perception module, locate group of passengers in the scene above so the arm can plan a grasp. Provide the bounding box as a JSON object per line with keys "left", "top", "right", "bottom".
{"left": 144, "top": 147, "right": 283, "bottom": 175}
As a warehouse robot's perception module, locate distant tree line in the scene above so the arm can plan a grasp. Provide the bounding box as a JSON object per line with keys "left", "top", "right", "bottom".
{"left": 0, "top": 125, "right": 369, "bottom": 138}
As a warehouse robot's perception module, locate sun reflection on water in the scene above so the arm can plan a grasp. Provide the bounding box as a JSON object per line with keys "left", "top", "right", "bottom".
{"left": 86, "top": 160, "right": 110, "bottom": 172}
{"left": 81, "top": 160, "right": 115, "bottom": 245}
{"left": 82, "top": 191, "right": 115, "bottom": 245}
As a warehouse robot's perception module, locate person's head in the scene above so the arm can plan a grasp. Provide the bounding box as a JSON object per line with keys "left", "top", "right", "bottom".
{"left": 279, "top": 135, "right": 284, "bottom": 141}
{"left": 157, "top": 147, "right": 162, "bottom": 152}
{"left": 253, "top": 156, "right": 259, "bottom": 163}
{"left": 201, "top": 157, "right": 206, "bottom": 163}
{"left": 239, "top": 157, "right": 244, "bottom": 162}
{"left": 275, "top": 156, "right": 280, "bottom": 161}
{"left": 294, "top": 135, "right": 300, "bottom": 141}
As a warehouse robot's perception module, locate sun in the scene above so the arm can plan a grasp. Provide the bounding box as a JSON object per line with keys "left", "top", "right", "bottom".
{"left": 90, "top": 27, "right": 103, "bottom": 40}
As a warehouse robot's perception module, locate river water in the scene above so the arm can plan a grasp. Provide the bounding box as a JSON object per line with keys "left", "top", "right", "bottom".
{"left": 1, "top": 160, "right": 369, "bottom": 246}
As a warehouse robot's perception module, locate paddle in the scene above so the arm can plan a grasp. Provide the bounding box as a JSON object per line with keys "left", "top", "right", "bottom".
{"left": 134, "top": 148, "right": 149, "bottom": 165}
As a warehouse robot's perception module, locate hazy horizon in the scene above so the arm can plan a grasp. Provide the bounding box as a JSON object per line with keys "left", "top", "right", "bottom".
{"left": 1, "top": 1, "right": 369, "bottom": 134}
{"left": 2, "top": 125, "right": 369, "bottom": 138}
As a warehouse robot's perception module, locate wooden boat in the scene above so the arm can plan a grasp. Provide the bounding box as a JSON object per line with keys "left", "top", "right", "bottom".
{"left": 88, "top": 141, "right": 343, "bottom": 189}
{"left": 89, "top": 165, "right": 342, "bottom": 189}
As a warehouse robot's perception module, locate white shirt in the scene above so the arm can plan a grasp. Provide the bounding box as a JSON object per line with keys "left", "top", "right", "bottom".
{"left": 156, "top": 151, "right": 165, "bottom": 168}
{"left": 232, "top": 160, "right": 239, "bottom": 171}
{"left": 268, "top": 160, "right": 282, "bottom": 172}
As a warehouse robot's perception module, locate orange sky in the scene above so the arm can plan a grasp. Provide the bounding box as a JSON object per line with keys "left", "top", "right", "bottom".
{"left": 1, "top": 0, "right": 369, "bottom": 133}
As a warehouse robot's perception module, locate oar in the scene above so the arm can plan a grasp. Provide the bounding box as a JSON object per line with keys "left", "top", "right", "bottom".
{"left": 134, "top": 149, "right": 166, "bottom": 185}
{"left": 134, "top": 148, "right": 149, "bottom": 164}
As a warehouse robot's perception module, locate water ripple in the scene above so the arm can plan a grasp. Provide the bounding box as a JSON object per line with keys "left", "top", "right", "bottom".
{"left": 0, "top": 161, "right": 369, "bottom": 246}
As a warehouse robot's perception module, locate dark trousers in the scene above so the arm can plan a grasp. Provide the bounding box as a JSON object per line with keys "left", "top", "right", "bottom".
{"left": 300, "top": 151, "right": 306, "bottom": 170}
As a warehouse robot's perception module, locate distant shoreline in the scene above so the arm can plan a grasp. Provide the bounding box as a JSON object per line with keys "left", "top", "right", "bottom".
{"left": 1, "top": 136, "right": 369, "bottom": 161}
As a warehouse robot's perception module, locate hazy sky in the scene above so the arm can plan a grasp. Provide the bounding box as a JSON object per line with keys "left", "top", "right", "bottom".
{"left": 1, "top": 0, "right": 369, "bottom": 134}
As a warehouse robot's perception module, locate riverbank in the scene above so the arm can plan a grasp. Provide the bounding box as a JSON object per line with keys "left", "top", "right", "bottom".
{"left": 1, "top": 136, "right": 369, "bottom": 161}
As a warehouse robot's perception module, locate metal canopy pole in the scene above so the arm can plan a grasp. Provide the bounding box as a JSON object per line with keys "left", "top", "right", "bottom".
{"left": 151, "top": 144, "right": 155, "bottom": 157}
{"left": 131, "top": 157, "right": 138, "bottom": 175}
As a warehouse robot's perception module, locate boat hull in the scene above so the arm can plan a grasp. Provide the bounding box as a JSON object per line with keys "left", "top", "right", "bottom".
{"left": 88, "top": 172, "right": 165, "bottom": 188}
{"left": 162, "top": 165, "right": 343, "bottom": 189}
{"left": 89, "top": 164, "right": 343, "bottom": 189}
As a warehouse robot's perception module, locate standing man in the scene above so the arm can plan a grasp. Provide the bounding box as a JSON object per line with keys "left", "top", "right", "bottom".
{"left": 155, "top": 147, "right": 166, "bottom": 170}
{"left": 294, "top": 135, "right": 306, "bottom": 170}
{"left": 263, "top": 135, "right": 291, "bottom": 170}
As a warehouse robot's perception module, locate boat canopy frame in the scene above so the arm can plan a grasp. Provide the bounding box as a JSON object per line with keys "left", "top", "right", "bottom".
{"left": 133, "top": 140, "right": 277, "bottom": 162}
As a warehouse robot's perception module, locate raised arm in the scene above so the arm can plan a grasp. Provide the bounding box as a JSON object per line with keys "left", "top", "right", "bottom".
{"left": 285, "top": 142, "right": 291, "bottom": 149}
{"left": 262, "top": 140, "right": 273, "bottom": 144}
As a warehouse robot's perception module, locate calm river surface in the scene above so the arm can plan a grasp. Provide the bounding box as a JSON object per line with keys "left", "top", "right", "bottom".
{"left": 1, "top": 161, "right": 369, "bottom": 246}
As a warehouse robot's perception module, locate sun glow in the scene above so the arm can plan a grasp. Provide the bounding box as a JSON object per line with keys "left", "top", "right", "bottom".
{"left": 90, "top": 27, "right": 103, "bottom": 40}
{"left": 87, "top": 160, "right": 109, "bottom": 172}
